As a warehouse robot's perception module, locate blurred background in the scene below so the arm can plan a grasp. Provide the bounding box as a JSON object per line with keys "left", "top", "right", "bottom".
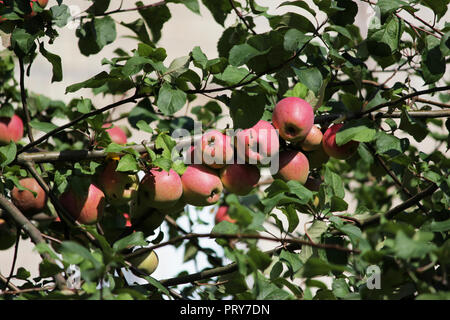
{"left": 1, "top": 0, "right": 449, "bottom": 294}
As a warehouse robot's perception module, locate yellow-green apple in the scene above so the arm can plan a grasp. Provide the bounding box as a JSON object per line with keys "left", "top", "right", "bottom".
{"left": 215, "top": 206, "right": 236, "bottom": 224}
{"left": 139, "top": 168, "right": 183, "bottom": 209}
{"left": 274, "top": 150, "right": 309, "bottom": 184}
{"left": 59, "top": 184, "right": 105, "bottom": 225}
{"left": 220, "top": 163, "right": 260, "bottom": 196}
{"left": 97, "top": 161, "right": 139, "bottom": 205}
{"left": 0, "top": 115, "right": 24, "bottom": 145}
{"left": 197, "top": 130, "right": 234, "bottom": 168}
{"left": 102, "top": 123, "right": 127, "bottom": 145}
{"left": 306, "top": 144, "right": 329, "bottom": 169}
{"left": 129, "top": 250, "right": 159, "bottom": 275}
{"left": 299, "top": 125, "right": 323, "bottom": 151}
{"left": 236, "top": 120, "right": 279, "bottom": 164}
{"left": 272, "top": 97, "right": 314, "bottom": 142}
{"left": 0, "top": 218, "right": 17, "bottom": 250}
{"left": 322, "top": 123, "right": 359, "bottom": 159}
{"left": 181, "top": 164, "right": 223, "bottom": 206}
{"left": 11, "top": 177, "right": 47, "bottom": 216}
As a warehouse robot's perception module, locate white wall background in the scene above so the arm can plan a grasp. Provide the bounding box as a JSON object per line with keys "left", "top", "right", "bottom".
{"left": 1, "top": 0, "right": 449, "bottom": 296}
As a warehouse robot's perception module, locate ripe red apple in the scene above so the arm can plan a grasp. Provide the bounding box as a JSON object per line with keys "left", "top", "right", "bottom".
{"left": 11, "top": 178, "right": 47, "bottom": 216}
{"left": 220, "top": 163, "right": 260, "bottom": 196}
{"left": 139, "top": 168, "right": 183, "bottom": 209}
{"left": 299, "top": 125, "right": 323, "bottom": 151}
{"left": 181, "top": 164, "right": 223, "bottom": 206}
{"left": 274, "top": 150, "right": 310, "bottom": 184}
{"left": 197, "top": 130, "right": 234, "bottom": 169}
{"left": 0, "top": 218, "right": 17, "bottom": 250}
{"left": 235, "top": 120, "right": 280, "bottom": 164}
{"left": 0, "top": 115, "right": 24, "bottom": 145}
{"left": 215, "top": 206, "right": 236, "bottom": 224}
{"left": 322, "top": 123, "right": 360, "bottom": 160}
{"left": 102, "top": 123, "right": 127, "bottom": 145}
{"left": 97, "top": 161, "right": 139, "bottom": 205}
{"left": 272, "top": 97, "right": 314, "bottom": 142}
{"left": 59, "top": 184, "right": 105, "bottom": 225}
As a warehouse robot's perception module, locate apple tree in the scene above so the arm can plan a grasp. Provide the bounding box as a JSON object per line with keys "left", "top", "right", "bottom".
{"left": 0, "top": 0, "right": 449, "bottom": 300}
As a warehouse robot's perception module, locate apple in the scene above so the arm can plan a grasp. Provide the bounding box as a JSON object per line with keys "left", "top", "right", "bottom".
{"left": 272, "top": 97, "right": 314, "bottom": 142}
{"left": 197, "top": 130, "right": 234, "bottom": 169}
{"left": 215, "top": 206, "right": 236, "bottom": 224}
{"left": 139, "top": 168, "right": 183, "bottom": 209}
{"left": 0, "top": 218, "right": 17, "bottom": 250}
{"left": 0, "top": 115, "right": 24, "bottom": 145}
{"left": 220, "top": 163, "right": 260, "bottom": 196}
{"left": 322, "top": 123, "right": 360, "bottom": 160}
{"left": 97, "top": 161, "right": 139, "bottom": 205}
{"left": 123, "top": 213, "right": 132, "bottom": 227}
{"left": 102, "top": 123, "right": 127, "bottom": 145}
{"left": 181, "top": 164, "right": 223, "bottom": 206}
{"left": 274, "top": 150, "right": 309, "bottom": 184}
{"left": 299, "top": 125, "right": 323, "bottom": 151}
{"left": 11, "top": 177, "right": 47, "bottom": 216}
{"left": 236, "top": 120, "right": 279, "bottom": 164}
{"left": 59, "top": 184, "right": 105, "bottom": 225}
{"left": 129, "top": 250, "right": 159, "bottom": 276}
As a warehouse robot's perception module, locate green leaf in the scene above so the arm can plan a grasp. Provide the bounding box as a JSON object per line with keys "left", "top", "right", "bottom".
{"left": 422, "top": 219, "right": 450, "bottom": 233}
{"left": 113, "top": 232, "right": 147, "bottom": 252}
{"left": 11, "top": 28, "right": 36, "bottom": 55}
{"left": 0, "top": 142, "right": 17, "bottom": 167}
{"left": 136, "top": 120, "right": 153, "bottom": 134}
{"left": 367, "top": 16, "right": 402, "bottom": 57}
{"left": 156, "top": 82, "right": 187, "bottom": 115}
{"left": 269, "top": 12, "right": 315, "bottom": 33}
{"left": 394, "top": 231, "right": 437, "bottom": 260}
{"left": 51, "top": 4, "right": 72, "bottom": 28}
{"left": 324, "top": 167, "right": 345, "bottom": 199}
{"left": 421, "top": 35, "right": 446, "bottom": 84}
{"left": 29, "top": 120, "right": 58, "bottom": 133}
{"left": 229, "top": 43, "right": 269, "bottom": 66}
{"left": 281, "top": 205, "right": 300, "bottom": 233}
{"left": 168, "top": 0, "right": 200, "bottom": 14}
{"left": 229, "top": 90, "right": 266, "bottom": 129}
{"left": 214, "top": 65, "right": 251, "bottom": 85}
{"left": 335, "top": 118, "right": 376, "bottom": 145}
{"left": 212, "top": 220, "right": 239, "bottom": 235}
{"left": 122, "top": 56, "right": 152, "bottom": 76}
{"left": 279, "top": 249, "right": 303, "bottom": 274}
{"left": 200, "top": 0, "right": 232, "bottom": 26}
{"left": 116, "top": 154, "right": 139, "bottom": 172}
{"left": 293, "top": 67, "right": 323, "bottom": 95}
{"left": 138, "top": 1, "right": 171, "bottom": 42}
{"left": 76, "top": 99, "right": 92, "bottom": 114}
{"left": 419, "top": 0, "right": 449, "bottom": 19}
{"left": 283, "top": 29, "right": 312, "bottom": 51}
{"left": 77, "top": 16, "right": 117, "bottom": 56}
{"left": 278, "top": 1, "right": 316, "bottom": 16}
{"left": 66, "top": 71, "right": 112, "bottom": 93}
{"left": 39, "top": 43, "right": 63, "bottom": 83}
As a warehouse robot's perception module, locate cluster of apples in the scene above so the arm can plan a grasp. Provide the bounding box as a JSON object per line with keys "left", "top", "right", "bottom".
{"left": 0, "top": 0, "right": 48, "bottom": 22}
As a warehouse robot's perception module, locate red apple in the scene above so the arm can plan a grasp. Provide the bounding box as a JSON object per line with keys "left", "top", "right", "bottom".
{"left": 299, "top": 125, "right": 323, "bottom": 151}
{"left": 59, "top": 184, "right": 105, "bottom": 225}
{"left": 197, "top": 130, "right": 234, "bottom": 169}
{"left": 322, "top": 123, "right": 359, "bottom": 160}
{"left": 0, "top": 115, "right": 24, "bottom": 145}
{"left": 181, "top": 164, "right": 223, "bottom": 206}
{"left": 102, "top": 123, "right": 127, "bottom": 145}
{"left": 272, "top": 97, "right": 314, "bottom": 142}
{"left": 97, "top": 161, "right": 139, "bottom": 205}
{"left": 215, "top": 206, "right": 236, "bottom": 224}
{"left": 220, "top": 163, "right": 260, "bottom": 196}
{"left": 139, "top": 168, "right": 183, "bottom": 209}
{"left": 274, "top": 150, "right": 310, "bottom": 184}
{"left": 123, "top": 213, "right": 132, "bottom": 227}
{"left": 236, "top": 120, "right": 280, "bottom": 164}
{"left": 11, "top": 178, "right": 47, "bottom": 216}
